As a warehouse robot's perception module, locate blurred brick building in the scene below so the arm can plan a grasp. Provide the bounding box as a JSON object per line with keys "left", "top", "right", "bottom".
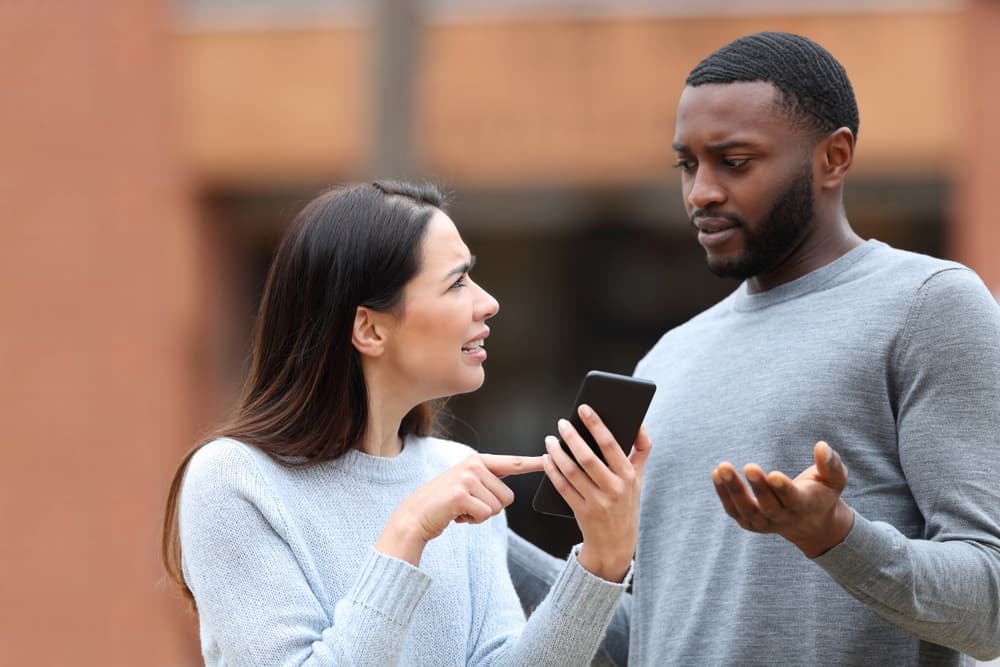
{"left": 1, "top": 1, "right": 997, "bottom": 664}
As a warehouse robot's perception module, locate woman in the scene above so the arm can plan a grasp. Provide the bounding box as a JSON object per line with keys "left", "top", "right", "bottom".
{"left": 162, "top": 180, "right": 650, "bottom": 665}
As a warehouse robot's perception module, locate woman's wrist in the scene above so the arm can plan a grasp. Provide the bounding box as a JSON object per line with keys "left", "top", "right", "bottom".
{"left": 576, "top": 543, "right": 632, "bottom": 583}
{"left": 375, "top": 513, "right": 428, "bottom": 566}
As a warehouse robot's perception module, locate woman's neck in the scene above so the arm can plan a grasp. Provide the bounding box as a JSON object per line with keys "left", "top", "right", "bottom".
{"left": 358, "top": 377, "right": 411, "bottom": 457}
{"left": 359, "top": 422, "right": 405, "bottom": 457}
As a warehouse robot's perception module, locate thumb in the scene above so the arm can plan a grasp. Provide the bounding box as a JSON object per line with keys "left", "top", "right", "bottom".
{"left": 814, "top": 441, "right": 848, "bottom": 491}
{"left": 628, "top": 426, "right": 653, "bottom": 477}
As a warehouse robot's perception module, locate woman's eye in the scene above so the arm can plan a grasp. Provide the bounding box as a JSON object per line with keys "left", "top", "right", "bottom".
{"left": 450, "top": 276, "right": 468, "bottom": 290}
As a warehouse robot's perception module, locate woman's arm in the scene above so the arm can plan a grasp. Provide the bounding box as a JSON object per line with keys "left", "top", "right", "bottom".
{"left": 506, "top": 529, "right": 632, "bottom": 666}
{"left": 465, "top": 512, "right": 630, "bottom": 666}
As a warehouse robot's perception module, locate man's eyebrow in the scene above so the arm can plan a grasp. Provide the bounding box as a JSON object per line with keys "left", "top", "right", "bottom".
{"left": 673, "top": 140, "right": 757, "bottom": 153}
{"left": 444, "top": 255, "right": 476, "bottom": 280}
{"left": 706, "top": 140, "right": 757, "bottom": 153}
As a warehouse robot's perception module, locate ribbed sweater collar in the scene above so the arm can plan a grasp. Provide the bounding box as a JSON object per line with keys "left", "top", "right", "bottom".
{"left": 331, "top": 435, "right": 427, "bottom": 484}
{"left": 730, "top": 239, "right": 882, "bottom": 312}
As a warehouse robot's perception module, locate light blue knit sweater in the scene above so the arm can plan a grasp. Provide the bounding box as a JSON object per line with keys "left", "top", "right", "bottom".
{"left": 179, "top": 436, "right": 628, "bottom": 665}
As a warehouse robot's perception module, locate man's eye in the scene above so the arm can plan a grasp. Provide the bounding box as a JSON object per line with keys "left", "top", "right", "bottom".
{"left": 723, "top": 158, "right": 750, "bottom": 169}
{"left": 672, "top": 160, "right": 694, "bottom": 173}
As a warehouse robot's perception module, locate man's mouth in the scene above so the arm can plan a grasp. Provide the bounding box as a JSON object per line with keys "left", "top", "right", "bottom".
{"left": 693, "top": 216, "right": 739, "bottom": 234}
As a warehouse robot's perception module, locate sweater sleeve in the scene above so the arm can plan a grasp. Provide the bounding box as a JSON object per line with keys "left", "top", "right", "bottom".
{"left": 814, "top": 268, "right": 1000, "bottom": 661}
{"left": 465, "top": 512, "right": 630, "bottom": 666}
{"left": 506, "top": 529, "right": 631, "bottom": 667}
{"left": 179, "top": 442, "right": 431, "bottom": 666}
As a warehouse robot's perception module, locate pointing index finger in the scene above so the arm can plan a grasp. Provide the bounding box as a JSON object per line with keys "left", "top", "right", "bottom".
{"left": 480, "top": 454, "right": 546, "bottom": 478}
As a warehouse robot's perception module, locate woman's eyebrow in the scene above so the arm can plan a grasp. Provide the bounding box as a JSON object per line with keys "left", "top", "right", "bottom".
{"left": 443, "top": 255, "right": 476, "bottom": 281}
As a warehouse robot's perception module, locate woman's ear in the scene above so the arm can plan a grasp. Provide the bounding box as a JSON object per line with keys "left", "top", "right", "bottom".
{"left": 352, "top": 306, "right": 387, "bottom": 357}
{"left": 817, "top": 127, "right": 855, "bottom": 190}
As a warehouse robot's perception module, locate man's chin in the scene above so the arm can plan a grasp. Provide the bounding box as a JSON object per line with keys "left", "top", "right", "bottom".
{"left": 706, "top": 253, "right": 756, "bottom": 281}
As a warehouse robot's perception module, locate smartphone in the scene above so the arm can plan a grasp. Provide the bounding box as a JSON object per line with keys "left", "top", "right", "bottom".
{"left": 532, "top": 370, "right": 656, "bottom": 519}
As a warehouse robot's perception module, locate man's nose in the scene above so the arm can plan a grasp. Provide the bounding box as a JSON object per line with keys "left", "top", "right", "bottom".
{"left": 686, "top": 167, "right": 726, "bottom": 210}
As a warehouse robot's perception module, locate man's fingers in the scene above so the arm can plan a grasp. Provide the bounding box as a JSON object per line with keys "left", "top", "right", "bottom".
{"left": 814, "top": 441, "right": 849, "bottom": 490}
{"left": 711, "top": 468, "right": 740, "bottom": 520}
{"left": 744, "top": 464, "right": 783, "bottom": 514}
{"left": 766, "top": 470, "right": 799, "bottom": 507}
{"left": 480, "top": 454, "right": 545, "bottom": 478}
{"left": 713, "top": 463, "right": 760, "bottom": 524}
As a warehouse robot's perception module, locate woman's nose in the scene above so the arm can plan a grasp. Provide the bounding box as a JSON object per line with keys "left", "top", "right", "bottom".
{"left": 476, "top": 282, "right": 499, "bottom": 320}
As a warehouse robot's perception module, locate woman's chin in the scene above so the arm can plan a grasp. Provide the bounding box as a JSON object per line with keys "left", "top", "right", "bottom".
{"left": 455, "top": 369, "right": 487, "bottom": 395}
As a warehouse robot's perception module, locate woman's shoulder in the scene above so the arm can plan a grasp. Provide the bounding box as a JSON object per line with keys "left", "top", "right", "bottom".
{"left": 184, "top": 437, "right": 271, "bottom": 494}
{"left": 189, "top": 437, "right": 256, "bottom": 471}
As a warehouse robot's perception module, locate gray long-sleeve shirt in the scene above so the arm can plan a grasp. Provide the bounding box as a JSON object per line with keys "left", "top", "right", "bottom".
{"left": 630, "top": 240, "right": 1000, "bottom": 665}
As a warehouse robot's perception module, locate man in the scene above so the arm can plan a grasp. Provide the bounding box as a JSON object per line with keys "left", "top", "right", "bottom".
{"left": 509, "top": 31, "right": 1000, "bottom": 666}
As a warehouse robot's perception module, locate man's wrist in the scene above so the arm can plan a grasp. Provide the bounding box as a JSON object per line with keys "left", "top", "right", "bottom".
{"left": 797, "top": 500, "right": 855, "bottom": 558}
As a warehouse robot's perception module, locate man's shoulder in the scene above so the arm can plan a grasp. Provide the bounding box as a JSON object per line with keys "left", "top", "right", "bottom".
{"left": 863, "top": 241, "right": 967, "bottom": 281}
{"left": 855, "top": 241, "right": 990, "bottom": 305}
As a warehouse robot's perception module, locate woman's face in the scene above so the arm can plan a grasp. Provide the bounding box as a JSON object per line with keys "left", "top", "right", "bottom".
{"left": 380, "top": 210, "right": 499, "bottom": 402}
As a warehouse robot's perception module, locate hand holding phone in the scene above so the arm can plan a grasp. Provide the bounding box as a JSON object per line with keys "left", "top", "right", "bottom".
{"left": 533, "top": 370, "right": 656, "bottom": 519}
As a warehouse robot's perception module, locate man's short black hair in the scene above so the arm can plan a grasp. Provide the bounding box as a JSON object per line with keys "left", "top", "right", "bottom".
{"left": 686, "top": 31, "right": 859, "bottom": 141}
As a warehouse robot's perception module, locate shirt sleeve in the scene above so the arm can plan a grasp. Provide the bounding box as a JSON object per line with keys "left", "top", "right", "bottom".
{"left": 465, "top": 513, "right": 630, "bottom": 666}
{"left": 814, "top": 267, "right": 1000, "bottom": 661}
{"left": 179, "top": 442, "right": 431, "bottom": 666}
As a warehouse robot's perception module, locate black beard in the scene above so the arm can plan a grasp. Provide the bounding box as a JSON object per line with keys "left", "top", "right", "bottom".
{"left": 705, "top": 166, "right": 815, "bottom": 281}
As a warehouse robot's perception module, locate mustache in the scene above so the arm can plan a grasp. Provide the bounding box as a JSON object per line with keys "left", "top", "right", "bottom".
{"left": 689, "top": 209, "right": 744, "bottom": 228}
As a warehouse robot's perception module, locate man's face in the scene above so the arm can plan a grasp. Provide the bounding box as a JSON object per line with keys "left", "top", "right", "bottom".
{"left": 672, "top": 81, "right": 818, "bottom": 282}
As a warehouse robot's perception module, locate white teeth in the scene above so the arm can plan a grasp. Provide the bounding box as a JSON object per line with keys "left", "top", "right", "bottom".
{"left": 463, "top": 339, "right": 484, "bottom": 351}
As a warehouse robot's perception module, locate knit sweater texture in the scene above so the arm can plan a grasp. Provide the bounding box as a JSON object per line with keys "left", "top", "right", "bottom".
{"left": 180, "top": 435, "right": 628, "bottom": 666}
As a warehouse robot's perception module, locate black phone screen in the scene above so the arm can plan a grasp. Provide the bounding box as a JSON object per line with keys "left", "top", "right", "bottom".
{"left": 532, "top": 370, "right": 656, "bottom": 518}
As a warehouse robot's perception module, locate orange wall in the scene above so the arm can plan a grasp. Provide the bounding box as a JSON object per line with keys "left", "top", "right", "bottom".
{"left": 420, "top": 12, "right": 961, "bottom": 185}
{"left": 173, "top": 12, "right": 962, "bottom": 186}
{"left": 953, "top": 0, "right": 1000, "bottom": 293}
{"left": 172, "top": 26, "right": 370, "bottom": 185}
{"left": 0, "top": 1, "right": 202, "bottom": 664}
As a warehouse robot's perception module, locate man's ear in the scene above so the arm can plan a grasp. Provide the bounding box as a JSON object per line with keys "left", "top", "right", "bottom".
{"left": 817, "top": 127, "right": 854, "bottom": 190}
{"left": 352, "top": 306, "right": 388, "bottom": 358}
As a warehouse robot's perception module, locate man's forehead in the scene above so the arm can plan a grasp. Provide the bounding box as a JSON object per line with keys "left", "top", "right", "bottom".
{"left": 679, "top": 81, "right": 781, "bottom": 115}
{"left": 674, "top": 81, "right": 787, "bottom": 144}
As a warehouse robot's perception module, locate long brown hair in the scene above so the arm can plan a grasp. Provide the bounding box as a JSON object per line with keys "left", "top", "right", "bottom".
{"left": 162, "top": 181, "right": 447, "bottom": 604}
